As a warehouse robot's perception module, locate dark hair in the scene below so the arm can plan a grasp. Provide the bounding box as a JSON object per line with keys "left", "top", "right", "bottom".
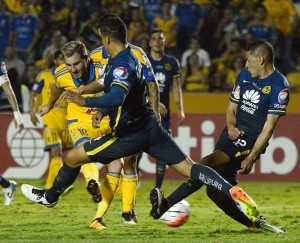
{"left": 245, "top": 38, "right": 274, "bottom": 64}
{"left": 98, "top": 13, "right": 127, "bottom": 44}
{"left": 149, "top": 28, "right": 164, "bottom": 37}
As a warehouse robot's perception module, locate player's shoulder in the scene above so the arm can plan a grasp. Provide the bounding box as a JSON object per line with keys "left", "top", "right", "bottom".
{"left": 54, "top": 64, "right": 69, "bottom": 79}
{"left": 90, "top": 46, "right": 103, "bottom": 59}
{"left": 128, "top": 43, "right": 147, "bottom": 61}
{"left": 271, "top": 70, "right": 290, "bottom": 89}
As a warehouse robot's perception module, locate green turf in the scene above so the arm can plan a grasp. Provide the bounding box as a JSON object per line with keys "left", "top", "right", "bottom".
{"left": 0, "top": 179, "right": 299, "bottom": 242}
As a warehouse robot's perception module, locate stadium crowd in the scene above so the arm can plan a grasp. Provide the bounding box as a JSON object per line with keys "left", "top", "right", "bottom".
{"left": 0, "top": 0, "right": 299, "bottom": 112}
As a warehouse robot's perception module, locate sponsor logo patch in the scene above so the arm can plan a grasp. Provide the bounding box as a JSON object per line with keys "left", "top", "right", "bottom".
{"left": 113, "top": 67, "right": 129, "bottom": 80}
{"left": 278, "top": 89, "right": 289, "bottom": 104}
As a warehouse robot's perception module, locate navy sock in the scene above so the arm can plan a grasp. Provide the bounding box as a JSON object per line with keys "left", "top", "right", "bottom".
{"left": 46, "top": 163, "right": 80, "bottom": 202}
{"left": 167, "top": 178, "right": 203, "bottom": 207}
{"left": 190, "top": 164, "right": 232, "bottom": 197}
{"left": 0, "top": 175, "right": 10, "bottom": 188}
{"left": 155, "top": 163, "right": 166, "bottom": 189}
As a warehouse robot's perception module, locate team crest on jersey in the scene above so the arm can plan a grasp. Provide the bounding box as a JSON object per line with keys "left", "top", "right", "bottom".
{"left": 164, "top": 63, "right": 171, "bottom": 71}
{"left": 262, "top": 86, "right": 271, "bottom": 94}
{"left": 233, "top": 85, "right": 240, "bottom": 99}
{"left": 1, "top": 62, "right": 7, "bottom": 74}
{"left": 278, "top": 89, "right": 289, "bottom": 104}
{"left": 113, "top": 67, "right": 129, "bottom": 80}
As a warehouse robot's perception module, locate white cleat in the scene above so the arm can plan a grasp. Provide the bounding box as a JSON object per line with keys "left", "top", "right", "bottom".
{"left": 2, "top": 180, "right": 17, "bottom": 206}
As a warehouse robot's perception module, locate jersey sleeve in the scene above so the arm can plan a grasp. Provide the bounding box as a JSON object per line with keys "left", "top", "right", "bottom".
{"left": 32, "top": 72, "right": 44, "bottom": 94}
{"left": 0, "top": 60, "right": 9, "bottom": 86}
{"left": 110, "top": 64, "right": 133, "bottom": 93}
{"left": 230, "top": 70, "right": 246, "bottom": 104}
{"left": 171, "top": 57, "right": 180, "bottom": 78}
{"left": 268, "top": 84, "right": 290, "bottom": 116}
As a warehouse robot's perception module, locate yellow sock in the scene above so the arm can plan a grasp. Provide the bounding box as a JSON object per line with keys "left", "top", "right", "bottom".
{"left": 81, "top": 163, "right": 99, "bottom": 186}
{"left": 45, "top": 157, "right": 63, "bottom": 189}
{"left": 115, "top": 173, "right": 123, "bottom": 198}
{"left": 94, "top": 174, "right": 120, "bottom": 219}
{"left": 122, "top": 175, "right": 138, "bottom": 213}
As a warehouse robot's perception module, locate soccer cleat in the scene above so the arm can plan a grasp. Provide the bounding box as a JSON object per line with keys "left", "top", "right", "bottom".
{"left": 86, "top": 179, "right": 102, "bottom": 203}
{"left": 150, "top": 188, "right": 165, "bottom": 219}
{"left": 122, "top": 212, "right": 136, "bottom": 225}
{"left": 230, "top": 186, "right": 260, "bottom": 222}
{"left": 256, "top": 216, "right": 286, "bottom": 234}
{"left": 21, "top": 184, "right": 57, "bottom": 208}
{"left": 131, "top": 209, "right": 138, "bottom": 223}
{"left": 89, "top": 218, "right": 107, "bottom": 230}
{"left": 2, "top": 180, "right": 17, "bottom": 206}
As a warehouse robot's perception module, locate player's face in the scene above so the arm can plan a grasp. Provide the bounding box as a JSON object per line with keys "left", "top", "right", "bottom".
{"left": 65, "top": 53, "right": 88, "bottom": 80}
{"left": 245, "top": 51, "right": 262, "bottom": 78}
{"left": 149, "top": 32, "right": 166, "bottom": 53}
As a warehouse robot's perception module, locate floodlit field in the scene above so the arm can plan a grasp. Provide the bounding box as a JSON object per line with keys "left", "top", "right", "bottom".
{"left": 1, "top": 179, "right": 299, "bottom": 242}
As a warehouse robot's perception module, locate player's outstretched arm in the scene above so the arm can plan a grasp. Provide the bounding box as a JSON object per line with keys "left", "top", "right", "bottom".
{"left": 2, "top": 81, "right": 24, "bottom": 133}
{"left": 147, "top": 80, "right": 161, "bottom": 121}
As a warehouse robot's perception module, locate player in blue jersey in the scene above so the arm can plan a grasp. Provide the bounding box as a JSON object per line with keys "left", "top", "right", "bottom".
{"left": 0, "top": 58, "right": 24, "bottom": 205}
{"left": 148, "top": 38, "right": 288, "bottom": 233}
{"left": 21, "top": 14, "right": 261, "bottom": 230}
{"left": 148, "top": 28, "right": 185, "bottom": 189}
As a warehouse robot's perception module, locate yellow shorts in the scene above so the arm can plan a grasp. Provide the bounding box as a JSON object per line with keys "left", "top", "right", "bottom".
{"left": 43, "top": 108, "right": 73, "bottom": 151}
{"left": 67, "top": 116, "right": 111, "bottom": 147}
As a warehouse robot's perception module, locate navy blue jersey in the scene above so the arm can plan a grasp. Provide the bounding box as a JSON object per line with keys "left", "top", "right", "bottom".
{"left": 147, "top": 54, "right": 180, "bottom": 112}
{"left": 104, "top": 47, "right": 154, "bottom": 136}
{"left": 230, "top": 69, "right": 289, "bottom": 139}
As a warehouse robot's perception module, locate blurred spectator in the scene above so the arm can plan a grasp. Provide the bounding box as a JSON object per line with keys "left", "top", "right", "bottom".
{"left": 230, "top": 6, "right": 253, "bottom": 40}
{"left": 263, "top": 0, "right": 298, "bottom": 74}
{"left": 20, "top": 64, "right": 38, "bottom": 113}
{"left": 42, "top": 30, "right": 67, "bottom": 61}
{"left": 3, "top": 0, "right": 22, "bottom": 14}
{"left": 28, "top": 0, "right": 42, "bottom": 16}
{"left": 77, "top": 0, "right": 101, "bottom": 21}
{"left": 214, "top": 7, "right": 236, "bottom": 53}
{"left": 152, "top": 0, "right": 179, "bottom": 58}
{"left": 12, "top": 0, "right": 40, "bottom": 64}
{"left": 175, "top": 0, "right": 205, "bottom": 55}
{"left": 140, "top": 0, "right": 162, "bottom": 27}
{"left": 198, "top": 5, "right": 222, "bottom": 58}
{"left": 0, "top": 0, "right": 13, "bottom": 56}
{"left": 181, "top": 36, "right": 211, "bottom": 69}
{"left": 78, "top": 10, "right": 101, "bottom": 52}
{"left": 101, "top": 0, "right": 122, "bottom": 15}
{"left": 225, "top": 55, "right": 245, "bottom": 91}
{"left": 139, "top": 36, "right": 150, "bottom": 54}
{"left": 118, "top": 1, "right": 133, "bottom": 27}
{"left": 181, "top": 53, "right": 210, "bottom": 92}
{"left": 4, "top": 46, "right": 26, "bottom": 80}
{"left": 247, "top": 4, "right": 277, "bottom": 45}
{"left": 128, "top": 20, "right": 149, "bottom": 47}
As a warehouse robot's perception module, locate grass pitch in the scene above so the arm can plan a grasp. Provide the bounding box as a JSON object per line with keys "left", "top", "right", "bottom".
{"left": 0, "top": 179, "right": 299, "bottom": 242}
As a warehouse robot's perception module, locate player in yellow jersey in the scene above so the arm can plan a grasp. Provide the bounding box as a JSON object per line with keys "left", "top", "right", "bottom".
{"left": 78, "top": 43, "right": 159, "bottom": 228}
{"left": 39, "top": 41, "right": 123, "bottom": 204}
{"left": 30, "top": 50, "right": 73, "bottom": 191}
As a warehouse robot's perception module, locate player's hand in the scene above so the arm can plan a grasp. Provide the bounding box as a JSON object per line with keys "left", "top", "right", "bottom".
{"left": 30, "top": 112, "right": 39, "bottom": 126}
{"left": 159, "top": 102, "right": 168, "bottom": 117}
{"left": 239, "top": 158, "right": 254, "bottom": 174}
{"left": 13, "top": 111, "right": 24, "bottom": 133}
{"left": 66, "top": 91, "right": 86, "bottom": 106}
{"left": 39, "top": 104, "right": 51, "bottom": 117}
{"left": 92, "top": 112, "right": 104, "bottom": 128}
{"left": 228, "top": 127, "right": 245, "bottom": 140}
{"left": 14, "top": 121, "right": 24, "bottom": 133}
{"left": 60, "top": 91, "right": 68, "bottom": 101}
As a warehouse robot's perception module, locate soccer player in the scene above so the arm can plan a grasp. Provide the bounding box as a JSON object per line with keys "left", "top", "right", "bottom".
{"left": 30, "top": 50, "right": 73, "bottom": 190}
{"left": 148, "top": 28, "right": 185, "bottom": 189}
{"left": 0, "top": 58, "right": 24, "bottom": 205}
{"left": 76, "top": 41, "right": 159, "bottom": 227}
{"left": 21, "top": 14, "right": 260, "bottom": 230}
{"left": 148, "top": 38, "right": 288, "bottom": 233}
{"left": 38, "top": 41, "right": 123, "bottom": 203}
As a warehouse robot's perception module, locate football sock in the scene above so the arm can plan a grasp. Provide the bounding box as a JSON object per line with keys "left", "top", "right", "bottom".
{"left": 94, "top": 173, "right": 120, "bottom": 219}
{"left": 190, "top": 164, "right": 232, "bottom": 197}
{"left": 167, "top": 178, "right": 203, "bottom": 207}
{"left": 122, "top": 173, "right": 138, "bottom": 212}
{"left": 115, "top": 173, "right": 123, "bottom": 198}
{"left": 155, "top": 163, "right": 166, "bottom": 189}
{"left": 207, "top": 188, "right": 253, "bottom": 227}
{"left": 81, "top": 163, "right": 99, "bottom": 186}
{"left": 45, "top": 157, "right": 63, "bottom": 189}
{"left": 46, "top": 163, "right": 80, "bottom": 203}
{"left": 0, "top": 175, "right": 10, "bottom": 188}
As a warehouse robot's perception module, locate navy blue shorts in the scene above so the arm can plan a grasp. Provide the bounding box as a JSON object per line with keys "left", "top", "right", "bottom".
{"left": 84, "top": 117, "right": 187, "bottom": 165}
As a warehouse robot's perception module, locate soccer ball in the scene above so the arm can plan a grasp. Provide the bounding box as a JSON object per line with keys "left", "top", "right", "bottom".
{"left": 161, "top": 200, "right": 190, "bottom": 227}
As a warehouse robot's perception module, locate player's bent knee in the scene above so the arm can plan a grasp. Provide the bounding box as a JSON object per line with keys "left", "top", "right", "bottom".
{"left": 106, "top": 159, "right": 123, "bottom": 173}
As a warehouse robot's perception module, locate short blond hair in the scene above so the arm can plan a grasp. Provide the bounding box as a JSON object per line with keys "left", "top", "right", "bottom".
{"left": 61, "top": 41, "right": 88, "bottom": 58}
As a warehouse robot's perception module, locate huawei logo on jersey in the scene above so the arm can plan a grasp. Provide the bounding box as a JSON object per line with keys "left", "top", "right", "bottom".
{"left": 243, "top": 90, "right": 260, "bottom": 103}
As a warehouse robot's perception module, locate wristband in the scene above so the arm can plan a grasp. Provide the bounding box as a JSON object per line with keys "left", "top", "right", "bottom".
{"left": 13, "top": 111, "right": 24, "bottom": 126}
